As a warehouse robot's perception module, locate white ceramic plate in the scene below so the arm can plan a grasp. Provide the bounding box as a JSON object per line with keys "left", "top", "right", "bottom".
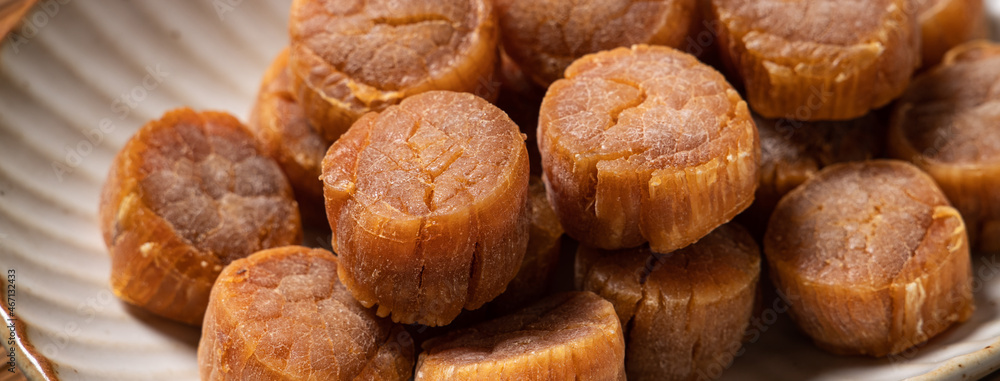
{"left": 1, "top": 1, "right": 1000, "bottom": 380}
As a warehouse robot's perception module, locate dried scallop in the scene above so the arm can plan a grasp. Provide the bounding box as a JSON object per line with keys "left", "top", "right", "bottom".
{"left": 888, "top": 40, "right": 1000, "bottom": 251}
{"left": 288, "top": 0, "right": 499, "bottom": 141}
{"left": 576, "top": 223, "right": 759, "bottom": 381}
{"left": 99, "top": 108, "right": 302, "bottom": 325}
{"left": 709, "top": 0, "right": 920, "bottom": 120}
{"left": 916, "top": 0, "right": 988, "bottom": 67}
{"left": 765, "top": 160, "right": 973, "bottom": 356}
{"left": 538, "top": 45, "right": 759, "bottom": 253}
{"left": 248, "top": 48, "right": 330, "bottom": 225}
{"left": 495, "top": 0, "right": 698, "bottom": 86}
{"left": 415, "top": 291, "right": 626, "bottom": 381}
{"left": 198, "top": 246, "right": 413, "bottom": 380}
{"left": 322, "top": 91, "right": 530, "bottom": 326}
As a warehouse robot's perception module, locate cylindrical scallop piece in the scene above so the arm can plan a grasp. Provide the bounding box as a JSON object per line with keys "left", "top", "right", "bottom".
{"left": 415, "top": 291, "right": 626, "bottom": 380}
{"left": 709, "top": 0, "right": 920, "bottom": 120}
{"left": 248, "top": 48, "right": 330, "bottom": 225}
{"left": 888, "top": 40, "right": 1000, "bottom": 252}
{"left": 487, "top": 176, "right": 564, "bottom": 311}
{"left": 495, "top": 0, "right": 698, "bottom": 87}
{"left": 198, "top": 246, "right": 414, "bottom": 380}
{"left": 538, "top": 45, "right": 759, "bottom": 253}
{"left": 322, "top": 91, "right": 530, "bottom": 326}
{"left": 403, "top": 176, "right": 564, "bottom": 348}
{"left": 576, "top": 223, "right": 760, "bottom": 381}
{"left": 288, "top": 0, "right": 499, "bottom": 142}
{"left": 765, "top": 160, "right": 974, "bottom": 357}
{"left": 98, "top": 108, "right": 302, "bottom": 325}
{"left": 917, "top": 0, "right": 987, "bottom": 68}
{"left": 739, "top": 112, "right": 884, "bottom": 235}
{"left": 404, "top": 176, "right": 565, "bottom": 347}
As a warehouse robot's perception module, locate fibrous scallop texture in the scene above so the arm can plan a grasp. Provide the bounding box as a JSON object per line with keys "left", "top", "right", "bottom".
{"left": 288, "top": 0, "right": 499, "bottom": 142}
{"left": 916, "top": 0, "right": 987, "bottom": 67}
{"left": 415, "top": 291, "right": 626, "bottom": 381}
{"left": 248, "top": 48, "right": 330, "bottom": 225}
{"left": 538, "top": 45, "right": 759, "bottom": 253}
{"left": 322, "top": 91, "right": 530, "bottom": 326}
{"left": 576, "top": 223, "right": 760, "bottom": 381}
{"left": 709, "top": 0, "right": 920, "bottom": 120}
{"left": 740, "top": 112, "right": 883, "bottom": 235}
{"left": 495, "top": 0, "right": 698, "bottom": 87}
{"left": 888, "top": 40, "right": 1000, "bottom": 252}
{"left": 487, "top": 176, "right": 564, "bottom": 311}
{"left": 198, "top": 246, "right": 414, "bottom": 381}
{"left": 98, "top": 108, "right": 302, "bottom": 325}
{"left": 400, "top": 176, "right": 563, "bottom": 345}
{"left": 765, "top": 160, "right": 974, "bottom": 357}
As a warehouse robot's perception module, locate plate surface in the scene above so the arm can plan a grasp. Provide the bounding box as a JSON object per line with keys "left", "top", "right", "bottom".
{"left": 1, "top": 1, "right": 1000, "bottom": 380}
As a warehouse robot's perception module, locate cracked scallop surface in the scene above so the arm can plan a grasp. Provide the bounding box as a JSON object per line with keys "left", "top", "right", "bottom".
{"left": 538, "top": 45, "right": 759, "bottom": 253}
{"left": 415, "top": 291, "right": 626, "bottom": 381}
{"left": 740, "top": 112, "right": 883, "bottom": 235}
{"left": 322, "top": 91, "right": 530, "bottom": 326}
{"left": 916, "top": 0, "right": 987, "bottom": 67}
{"left": 248, "top": 48, "right": 331, "bottom": 226}
{"left": 494, "top": 0, "right": 698, "bottom": 87}
{"left": 98, "top": 108, "right": 303, "bottom": 325}
{"left": 765, "top": 160, "right": 974, "bottom": 357}
{"left": 198, "top": 246, "right": 414, "bottom": 381}
{"left": 888, "top": 40, "right": 1000, "bottom": 252}
{"left": 709, "top": 0, "right": 920, "bottom": 120}
{"left": 576, "top": 223, "right": 759, "bottom": 381}
{"left": 288, "top": 0, "right": 499, "bottom": 142}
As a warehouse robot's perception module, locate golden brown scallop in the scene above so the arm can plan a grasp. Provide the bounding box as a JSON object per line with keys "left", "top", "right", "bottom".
{"left": 198, "top": 246, "right": 414, "bottom": 380}
{"left": 322, "top": 91, "right": 530, "bottom": 326}
{"left": 98, "top": 108, "right": 302, "bottom": 325}
{"left": 888, "top": 40, "right": 1000, "bottom": 252}
{"left": 486, "top": 176, "right": 564, "bottom": 311}
{"left": 247, "top": 48, "right": 330, "bottom": 226}
{"left": 538, "top": 44, "right": 759, "bottom": 253}
{"left": 765, "top": 160, "right": 974, "bottom": 356}
{"left": 916, "top": 0, "right": 988, "bottom": 68}
{"left": 494, "top": 0, "right": 699, "bottom": 87}
{"left": 739, "top": 112, "right": 884, "bottom": 236}
{"left": 415, "top": 291, "right": 626, "bottom": 380}
{"left": 709, "top": 0, "right": 920, "bottom": 120}
{"left": 576, "top": 223, "right": 760, "bottom": 381}
{"left": 401, "top": 176, "right": 563, "bottom": 348}
{"left": 288, "top": 0, "right": 499, "bottom": 142}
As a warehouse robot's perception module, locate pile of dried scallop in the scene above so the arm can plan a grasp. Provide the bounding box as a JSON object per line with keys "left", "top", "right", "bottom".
{"left": 97, "top": 0, "right": 997, "bottom": 379}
